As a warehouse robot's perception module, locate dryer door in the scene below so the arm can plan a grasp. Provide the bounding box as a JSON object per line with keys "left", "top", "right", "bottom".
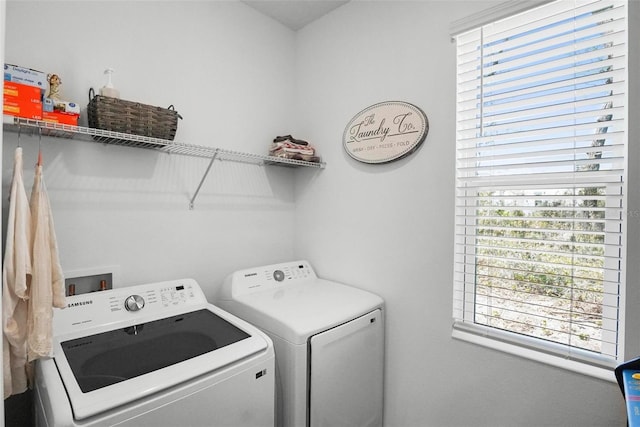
{"left": 308, "top": 309, "right": 384, "bottom": 427}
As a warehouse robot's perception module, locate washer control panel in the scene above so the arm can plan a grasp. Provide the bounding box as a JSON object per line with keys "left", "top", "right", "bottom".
{"left": 225, "top": 260, "right": 318, "bottom": 297}
{"left": 52, "top": 279, "right": 206, "bottom": 335}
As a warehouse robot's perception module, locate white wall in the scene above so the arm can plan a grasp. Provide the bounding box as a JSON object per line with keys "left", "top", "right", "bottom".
{"left": 3, "top": 1, "right": 303, "bottom": 298}
{"left": 293, "top": 1, "right": 629, "bottom": 426}
{"left": 2, "top": 1, "right": 635, "bottom": 426}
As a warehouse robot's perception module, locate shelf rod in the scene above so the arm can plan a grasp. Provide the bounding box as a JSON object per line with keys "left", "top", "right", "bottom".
{"left": 189, "top": 150, "right": 219, "bottom": 210}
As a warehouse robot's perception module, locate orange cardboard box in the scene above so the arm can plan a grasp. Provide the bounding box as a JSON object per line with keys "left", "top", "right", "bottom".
{"left": 3, "top": 81, "right": 42, "bottom": 120}
{"left": 42, "top": 111, "right": 79, "bottom": 126}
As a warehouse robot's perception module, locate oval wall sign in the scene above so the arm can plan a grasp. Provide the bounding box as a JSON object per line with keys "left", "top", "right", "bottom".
{"left": 343, "top": 101, "right": 428, "bottom": 164}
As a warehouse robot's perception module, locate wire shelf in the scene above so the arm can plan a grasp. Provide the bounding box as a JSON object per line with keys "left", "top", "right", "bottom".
{"left": 2, "top": 116, "right": 326, "bottom": 169}
{"left": 3, "top": 115, "right": 325, "bottom": 208}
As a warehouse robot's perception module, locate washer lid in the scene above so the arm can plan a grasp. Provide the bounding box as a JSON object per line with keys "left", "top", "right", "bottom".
{"left": 233, "top": 279, "right": 384, "bottom": 344}
{"left": 54, "top": 305, "right": 270, "bottom": 421}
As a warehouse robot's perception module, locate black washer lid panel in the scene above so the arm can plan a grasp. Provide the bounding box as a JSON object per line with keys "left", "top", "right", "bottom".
{"left": 60, "top": 309, "right": 250, "bottom": 392}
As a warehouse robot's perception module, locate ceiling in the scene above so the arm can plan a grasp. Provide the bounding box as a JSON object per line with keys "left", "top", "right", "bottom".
{"left": 242, "top": 1, "right": 350, "bottom": 31}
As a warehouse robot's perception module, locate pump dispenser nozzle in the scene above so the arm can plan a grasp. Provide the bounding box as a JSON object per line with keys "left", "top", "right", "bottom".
{"left": 100, "top": 68, "right": 120, "bottom": 98}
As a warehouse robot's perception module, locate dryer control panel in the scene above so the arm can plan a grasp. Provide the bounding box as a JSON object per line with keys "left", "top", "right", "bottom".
{"left": 222, "top": 260, "right": 318, "bottom": 298}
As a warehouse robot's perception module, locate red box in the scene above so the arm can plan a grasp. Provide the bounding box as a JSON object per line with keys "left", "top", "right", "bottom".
{"left": 42, "top": 111, "right": 79, "bottom": 126}
{"left": 3, "top": 81, "right": 42, "bottom": 120}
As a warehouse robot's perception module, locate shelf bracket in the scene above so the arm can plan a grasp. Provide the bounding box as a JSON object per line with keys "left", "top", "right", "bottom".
{"left": 189, "top": 150, "right": 219, "bottom": 210}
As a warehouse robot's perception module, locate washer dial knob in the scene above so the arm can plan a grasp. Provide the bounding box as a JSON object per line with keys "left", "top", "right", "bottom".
{"left": 273, "top": 270, "right": 285, "bottom": 282}
{"left": 124, "top": 295, "right": 145, "bottom": 312}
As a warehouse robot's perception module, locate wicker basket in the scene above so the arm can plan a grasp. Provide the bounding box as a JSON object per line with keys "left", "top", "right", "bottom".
{"left": 87, "top": 89, "right": 182, "bottom": 141}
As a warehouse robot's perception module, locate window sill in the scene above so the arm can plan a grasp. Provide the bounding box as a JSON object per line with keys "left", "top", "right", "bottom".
{"left": 452, "top": 327, "right": 617, "bottom": 383}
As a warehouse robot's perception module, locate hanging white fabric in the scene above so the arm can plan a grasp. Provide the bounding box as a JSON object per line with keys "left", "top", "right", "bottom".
{"left": 27, "top": 151, "right": 66, "bottom": 362}
{"left": 2, "top": 147, "right": 33, "bottom": 398}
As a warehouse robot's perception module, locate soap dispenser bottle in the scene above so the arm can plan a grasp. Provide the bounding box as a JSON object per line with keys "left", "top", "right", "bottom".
{"left": 100, "top": 68, "right": 120, "bottom": 98}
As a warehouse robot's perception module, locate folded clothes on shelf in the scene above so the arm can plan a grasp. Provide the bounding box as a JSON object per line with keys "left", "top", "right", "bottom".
{"left": 273, "top": 134, "right": 308, "bottom": 145}
{"left": 269, "top": 135, "right": 320, "bottom": 162}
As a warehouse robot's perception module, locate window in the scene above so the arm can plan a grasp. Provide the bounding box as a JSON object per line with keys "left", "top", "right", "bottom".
{"left": 452, "top": 0, "right": 627, "bottom": 376}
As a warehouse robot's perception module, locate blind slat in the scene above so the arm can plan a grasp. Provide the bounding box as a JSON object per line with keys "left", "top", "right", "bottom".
{"left": 481, "top": 0, "right": 621, "bottom": 43}
{"left": 458, "top": 60, "right": 626, "bottom": 104}
{"left": 483, "top": 5, "right": 626, "bottom": 58}
{"left": 482, "top": 30, "right": 626, "bottom": 80}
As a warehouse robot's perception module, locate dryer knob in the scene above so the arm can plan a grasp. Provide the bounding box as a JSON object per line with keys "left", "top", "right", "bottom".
{"left": 124, "top": 295, "right": 145, "bottom": 312}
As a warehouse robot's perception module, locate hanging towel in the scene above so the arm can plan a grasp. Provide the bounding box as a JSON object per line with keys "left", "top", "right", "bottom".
{"left": 27, "top": 158, "right": 66, "bottom": 363}
{"left": 2, "top": 147, "right": 33, "bottom": 399}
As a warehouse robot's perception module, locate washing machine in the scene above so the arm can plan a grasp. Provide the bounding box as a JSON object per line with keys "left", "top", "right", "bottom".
{"left": 215, "top": 260, "right": 384, "bottom": 427}
{"left": 34, "top": 278, "right": 275, "bottom": 427}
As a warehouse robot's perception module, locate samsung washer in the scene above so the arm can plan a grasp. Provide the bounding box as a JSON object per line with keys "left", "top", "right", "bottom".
{"left": 34, "top": 278, "right": 275, "bottom": 426}
{"left": 215, "top": 261, "right": 384, "bottom": 427}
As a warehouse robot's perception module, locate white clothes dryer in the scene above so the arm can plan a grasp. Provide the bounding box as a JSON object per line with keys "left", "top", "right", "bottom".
{"left": 216, "top": 261, "right": 384, "bottom": 427}
{"left": 35, "top": 278, "right": 275, "bottom": 427}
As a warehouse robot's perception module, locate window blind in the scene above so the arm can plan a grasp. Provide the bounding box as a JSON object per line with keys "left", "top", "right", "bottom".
{"left": 449, "top": 0, "right": 554, "bottom": 39}
{"left": 453, "top": 0, "right": 627, "bottom": 368}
